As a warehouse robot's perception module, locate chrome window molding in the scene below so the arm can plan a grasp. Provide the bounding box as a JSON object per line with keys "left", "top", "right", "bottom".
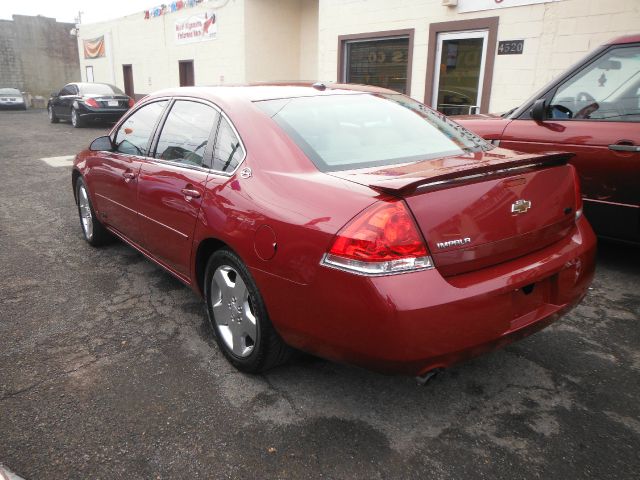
{"left": 110, "top": 94, "right": 248, "bottom": 178}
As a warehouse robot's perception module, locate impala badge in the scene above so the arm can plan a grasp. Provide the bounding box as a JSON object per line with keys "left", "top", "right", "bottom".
{"left": 511, "top": 199, "right": 532, "bottom": 214}
{"left": 436, "top": 237, "right": 471, "bottom": 249}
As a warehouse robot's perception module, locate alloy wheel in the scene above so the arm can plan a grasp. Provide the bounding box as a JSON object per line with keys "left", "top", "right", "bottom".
{"left": 78, "top": 185, "right": 93, "bottom": 240}
{"left": 71, "top": 109, "right": 77, "bottom": 127}
{"left": 48, "top": 106, "right": 53, "bottom": 120}
{"left": 210, "top": 265, "right": 257, "bottom": 357}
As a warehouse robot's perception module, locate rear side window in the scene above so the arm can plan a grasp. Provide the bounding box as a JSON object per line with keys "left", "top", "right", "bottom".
{"left": 60, "top": 85, "right": 77, "bottom": 96}
{"left": 212, "top": 117, "right": 245, "bottom": 173}
{"left": 255, "top": 93, "right": 489, "bottom": 172}
{"left": 80, "top": 83, "right": 125, "bottom": 95}
{"left": 154, "top": 101, "right": 220, "bottom": 167}
{"left": 114, "top": 100, "right": 168, "bottom": 156}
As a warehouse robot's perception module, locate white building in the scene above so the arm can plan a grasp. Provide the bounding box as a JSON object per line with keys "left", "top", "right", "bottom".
{"left": 77, "top": 0, "right": 640, "bottom": 113}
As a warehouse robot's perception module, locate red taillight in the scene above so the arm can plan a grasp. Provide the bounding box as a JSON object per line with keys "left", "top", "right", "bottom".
{"left": 570, "top": 164, "right": 583, "bottom": 219}
{"left": 324, "top": 200, "right": 433, "bottom": 275}
{"left": 84, "top": 98, "right": 99, "bottom": 108}
{"left": 128, "top": 97, "right": 135, "bottom": 108}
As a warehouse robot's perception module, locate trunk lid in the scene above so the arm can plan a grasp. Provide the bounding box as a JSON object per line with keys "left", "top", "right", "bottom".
{"left": 327, "top": 148, "right": 578, "bottom": 276}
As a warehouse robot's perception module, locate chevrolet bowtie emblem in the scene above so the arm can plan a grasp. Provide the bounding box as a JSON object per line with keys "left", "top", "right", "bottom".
{"left": 511, "top": 199, "right": 532, "bottom": 214}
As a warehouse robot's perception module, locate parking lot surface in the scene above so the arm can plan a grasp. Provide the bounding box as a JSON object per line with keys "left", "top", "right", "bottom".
{"left": 1, "top": 110, "right": 639, "bottom": 479}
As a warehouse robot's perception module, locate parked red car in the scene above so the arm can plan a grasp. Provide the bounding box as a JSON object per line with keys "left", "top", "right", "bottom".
{"left": 455, "top": 34, "right": 640, "bottom": 245}
{"left": 72, "top": 84, "right": 595, "bottom": 378}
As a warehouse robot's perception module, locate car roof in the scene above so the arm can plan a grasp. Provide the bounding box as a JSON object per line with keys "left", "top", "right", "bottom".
{"left": 145, "top": 82, "right": 400, "bottom": 104}
{"left": 71, "top": 82, "right": 118, "bottom": 88}
{"left": 607, "top": 34, "right": 640, "bottom": 45}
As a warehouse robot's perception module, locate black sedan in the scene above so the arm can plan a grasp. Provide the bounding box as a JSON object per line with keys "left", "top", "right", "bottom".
{"left": 48, "top": 82, "right": 134, "bottom": 128}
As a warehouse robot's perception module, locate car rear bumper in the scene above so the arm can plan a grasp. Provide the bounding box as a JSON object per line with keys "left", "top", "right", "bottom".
{"left": 0, "top": 102, "right": 26, "bottom": 109}
{"left": 253, "top": 216, "right": 597, "bottom": 375}
{"left": 78, "top": 108, "right": 128, "bottom": 123}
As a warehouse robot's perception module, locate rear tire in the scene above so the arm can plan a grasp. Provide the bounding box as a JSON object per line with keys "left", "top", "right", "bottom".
{"left": 71, "top": 108, "right": 84, "bottom": 128}
{"left": 204, "top": 248, "right": 292, "bottom": 373}
{"left": 48, "top": 105, "right": 59, "bottom": 123}
{"left": 75, "top": 177, "right": 113, "bottom": 246}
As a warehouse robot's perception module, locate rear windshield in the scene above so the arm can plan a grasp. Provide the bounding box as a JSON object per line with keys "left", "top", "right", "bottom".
{"left": 255, "top": 93, "right": 491, "bottom": 172}
{"left": 79, "top": 84, "right": 124, "bottom": 95}
{"left": 0, "top": 88, "right": 21, "bottom": 96}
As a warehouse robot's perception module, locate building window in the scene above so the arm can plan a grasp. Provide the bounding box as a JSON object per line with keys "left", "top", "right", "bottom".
{"left": 339, "top": 29, "right": 414, "bottom": 95}
{"left": 85, "top": 66, "right": 94, "bottom": 83}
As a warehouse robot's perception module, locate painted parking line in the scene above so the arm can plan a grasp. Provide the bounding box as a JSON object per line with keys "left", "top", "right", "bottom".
{"left": 40, "top": 155, "right": 75, "bottom": 167}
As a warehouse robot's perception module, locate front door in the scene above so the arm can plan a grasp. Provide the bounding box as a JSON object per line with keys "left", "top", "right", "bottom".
{"left": 179, "top": 60, "right": 195, "bottom": 87}
{"left": 500, "top": 43, "right": 640, "bottom": 242}
{"left": 137, "top": 99, "right": 220, "bottom": 276}
{"left": 123, "top": 64, "right": 134, "bottom": 98}
{"left": 88, "top": 100, "right": 169, "bottom": 244}
{"left": 432, "top": 30, "right": 488, "bottom": 116}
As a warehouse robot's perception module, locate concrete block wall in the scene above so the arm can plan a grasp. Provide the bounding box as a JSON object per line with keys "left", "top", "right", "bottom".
{"left": 317, "top": 0, "right": 640, "bottom": 112}
{"left": 0, "top": 16, "right": 80, "bottom": 98}
{"left": 0, "top": 19, "right": 24, "bottom": 90}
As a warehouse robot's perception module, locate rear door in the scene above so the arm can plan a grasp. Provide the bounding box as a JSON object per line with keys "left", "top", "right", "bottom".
{"left": 88, "top": 100, "right": 168, "bottom": 244}
{"left": 500, "top": 43, "right": 640, "bottom": 242}
{"left": 55, "top": 84, "right": 78, "bottom": 118}
{"left": 136, "top": 99, "right": 221, "bottom": 276}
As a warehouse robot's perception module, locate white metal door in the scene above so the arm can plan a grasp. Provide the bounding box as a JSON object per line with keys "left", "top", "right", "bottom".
{"left": 431, "top": 30, "right": 489, "bottom": 115}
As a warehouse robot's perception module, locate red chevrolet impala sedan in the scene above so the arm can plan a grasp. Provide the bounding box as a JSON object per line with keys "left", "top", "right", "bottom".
{"left": 72, "top": 84, "right": 596, "bottom": 378}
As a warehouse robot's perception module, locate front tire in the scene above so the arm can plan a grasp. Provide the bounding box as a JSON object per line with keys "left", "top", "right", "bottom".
{"left": 71, "top": 108, "right": 84, "bottom": 128}
{"left": 48, "top": 105, "right": 59, "bottom": 123}
{"left": 204, "top": 249, "right": 292, "bottom": 373}
{"left": 75, "top": 177, "right": 112, "bottom": 246}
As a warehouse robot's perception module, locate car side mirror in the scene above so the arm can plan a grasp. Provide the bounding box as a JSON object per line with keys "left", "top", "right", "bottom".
{"left": 90, "top": 135, "right": 114, "bottom": 152}
{"left": 531, "top": 98, "right": 547, "bottom": 122}
{"left": 51, "top": 91, "right": 58, "bottom": 98}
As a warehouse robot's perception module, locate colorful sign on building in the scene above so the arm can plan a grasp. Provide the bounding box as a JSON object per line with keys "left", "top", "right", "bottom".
{"left": 175, "top": 12, "right": 217, "bottom": 45}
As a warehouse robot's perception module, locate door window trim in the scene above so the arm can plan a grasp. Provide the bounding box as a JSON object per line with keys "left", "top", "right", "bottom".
{"left": 424, "top": 17, "right": 498, "bottom": 114}
{"left": 337, "top": 29, "right": 415, "bottom": 95}
{"left": 515, "top": 43, "right": 640, "bottom": 122}
{"left": 111, "top": 98, "right": 171, "bottom": 158}
{"left": 132, "top": 96, "right": 247, "bottom": 177}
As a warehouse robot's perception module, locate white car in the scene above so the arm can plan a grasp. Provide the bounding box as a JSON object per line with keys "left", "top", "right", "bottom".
{"left": 0, "top": 88, "right": 27, "bottom": 110}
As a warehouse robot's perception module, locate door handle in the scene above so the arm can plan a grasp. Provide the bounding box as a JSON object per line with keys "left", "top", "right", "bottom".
{"left": 181, "top": 187, "right": 201, "bottom": 199}
{"left": 608, "top": 144, "right": 640, "bottom": 152}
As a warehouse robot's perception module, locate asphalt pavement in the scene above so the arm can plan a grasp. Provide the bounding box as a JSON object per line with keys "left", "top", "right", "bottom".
{"left": 1, "top": 109, "right": 639, "bottom": 479}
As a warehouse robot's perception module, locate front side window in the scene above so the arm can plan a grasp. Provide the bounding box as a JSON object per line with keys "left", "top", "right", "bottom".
{"left": 114, "top": 100, "right": 168, "bottom": 156}
{"left": 256, "top": 93, "right": 489, "bottom": 172}
{"left": 155, "top": 101, "right": 219, "bottom": 166}
{"left": 550, "top": 45, "right": 640, "bottom": 121}
{"left": 343, "top": 36, "right": 410, "bottom": 94}
{"left": 212, "top": 117, "right": 245, "bottom": 173}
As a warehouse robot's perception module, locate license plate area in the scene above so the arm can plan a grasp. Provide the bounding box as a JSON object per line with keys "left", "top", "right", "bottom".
{"left": 107, "top": 100, "right": 118, "bottom": 106}
{"left": 508, "top": 274, "right": 560, "bottom": 332}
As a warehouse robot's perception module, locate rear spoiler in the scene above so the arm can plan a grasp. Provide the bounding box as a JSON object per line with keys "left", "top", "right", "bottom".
{"left": 367, "top": 152, "right": 574, "bottom": 196}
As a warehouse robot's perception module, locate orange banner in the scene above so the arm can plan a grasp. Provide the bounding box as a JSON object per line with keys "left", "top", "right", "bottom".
{"left": 83, "top": 36, "right": 105, "bottom": 59}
